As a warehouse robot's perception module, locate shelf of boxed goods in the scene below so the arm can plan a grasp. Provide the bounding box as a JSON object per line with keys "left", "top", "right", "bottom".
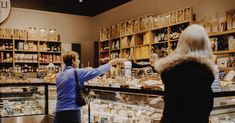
{"left": 208, "top": 29, "right": 235, "bottom": 37}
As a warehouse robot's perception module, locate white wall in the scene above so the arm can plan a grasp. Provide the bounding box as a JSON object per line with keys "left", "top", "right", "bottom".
{"left": 92, "top": 0, "right": 235, "bottom": 41}
{"left": 0, "top": 8, "right": 94, "bottom": 66}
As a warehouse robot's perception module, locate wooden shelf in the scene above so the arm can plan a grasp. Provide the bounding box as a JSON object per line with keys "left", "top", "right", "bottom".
{"left": 120, "top": 34, "right": 134, "bottom": 38}
{"left": 209, "top": 29, "right": 235, "bottom": 37}
{"left": 110, "top": 49, "right": 120, "bottom": 52}
{"left": 44, "top": 40, "right": 61, "bottom": 43}
{"left": 169, "top": 20, "right": 190, "bottom": 27}
{"left": 99, "top": 10, "right": 192, "bottom": 63}
{"left": 121, "top": 47, "right": 134, "bottom": 49}
{"left": 219, "top": 67, "right": 235, "bottom": 71}
{"left": 14, "top": 39, "right": 25, "bottom": 41}
{"left": 25, "top": 39, "right": 39, "bottom": 42}
{"left": 0, "top": 38, "right": 13, "bottom": 40}
{"left": 135, "top": 58, "right": 149, "bottom": 61}
{"left": 99, "top": 61, "right": 109, "bottom": 64}
{"left": 0, "top": 61, "right": 13, "bottom": 63}
{"left": 39, "top": 51, "right": 61, "bottom": 54}
{"left": 39, "top": 62, "right": 61, "bottom": 64}
{"left": 152, "top": 26, "right": 168, "bottom": 31}
{"left": 15, "top": 50, "right": 38, "bottom": 53}
{"left": 213, "top": 50, "right": 235, "bottom": 55}
{"left": 151, "top": 41, "right": 168, "bottom": 45}
{"left": 135, "top": 44, "right": 149, "bottom": 48}
{"left": 15, "top": 62, "right": 38, "bottom": 64}
{"left": 100, "top": 39, "right": 109, "bottom": 42}
{"left": 0, "top": 49, "right": 13, "bottom": 52}
{"left": 109, "top": 36, "right": 120, "bottom": 40}
{"left": 170, "top": 39, "right": 179, "bottom": 42}
{"left": 134, "top": 30, "right": 148, "bottom": 35}
{"left": 100, "top": 50, "right": 110, "bottom": 53}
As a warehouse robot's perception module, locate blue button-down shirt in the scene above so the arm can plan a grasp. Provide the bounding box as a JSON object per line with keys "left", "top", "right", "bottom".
{"left": 56, "top": 64, "right": 110, "bottom": 112}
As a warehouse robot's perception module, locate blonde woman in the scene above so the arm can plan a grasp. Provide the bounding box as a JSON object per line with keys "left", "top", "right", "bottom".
{"left": 54, "top": 51, "right": 119, "bottom": 123}
{"left": 154, "top": 24, "right": 216, "bottom": 123}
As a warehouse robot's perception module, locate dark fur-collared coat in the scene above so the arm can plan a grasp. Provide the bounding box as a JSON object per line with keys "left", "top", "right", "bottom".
{"left": 154, "top": 55, "right": 216, "bottom": 123}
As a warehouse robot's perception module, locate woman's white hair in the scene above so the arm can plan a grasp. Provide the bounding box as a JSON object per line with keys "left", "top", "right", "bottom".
{"left": 172, "top": 24, "right": 212, "bottom": 59}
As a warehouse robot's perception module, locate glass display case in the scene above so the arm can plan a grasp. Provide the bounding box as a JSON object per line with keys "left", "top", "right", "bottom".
{"left": 0, "top": 83, "right": 55, "bottom": 123}
{"left": 1, "top": 83, "right": 235, "bottom": 123}
{"left": 82, "top": 85, "right": 235, "bottom": 123}
{"left": 0, "top": 83, "right": 47, "bottom": 117}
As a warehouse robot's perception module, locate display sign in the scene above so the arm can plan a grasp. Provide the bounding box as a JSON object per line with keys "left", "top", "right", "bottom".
{"left": 0, "top": 0, "right": 11, "bottom": 23}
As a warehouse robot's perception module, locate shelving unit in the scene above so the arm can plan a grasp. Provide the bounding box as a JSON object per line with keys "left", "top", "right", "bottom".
{"left": 209, "top": 29, "right": 235, "bottom": 71}
{"left": 99, "top": 7, "right": 193, "bottom": 65}
{"left": 0, "top": 37, "right": 62, "bottom": 74}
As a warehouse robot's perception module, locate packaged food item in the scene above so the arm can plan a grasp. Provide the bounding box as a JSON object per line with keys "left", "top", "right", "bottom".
{"left": 38, "top": 28, "right": 47, "bottom": 40}
{"left": 20, "top": 30, "right": 27, "bottom": 39}
{"left": 28, "top": 27, "right": 37, "bottom": 40}
{"left": 48, "top": 29, "right": 58, "bottom": 41}
{"left": 165, "top": 14, "right": 170, "bottom": 26}
{"left": 4, "top": 28, "right": 12, "bottom": 39}
{"left": 170, "top": 11, "right": 177, "bottom": 24}
{"left": 126, "top": 20, "right": 133, "bottom": 35}
{"left": 226, "top": 10, "right": 235, "bottom": 30}
{"left": 139, "top": 17, "right": 146, "bottom": 32}
{"left": 177, "top": 9, "right": 184, "bottom": 22}
{"left": 153, "top": 16, "right": 159, "bottom": 29}
{"left": 184, "top": 7, "right": 191, "bottom": 21}
{"left": 133, "top": 19, "right": 139, "bottom": 33}
{"left": 13, "top": 29, "right": 20, "bottom": 39}
{"left": 120, "top": 22, "right": 126, "bottom": 36}
{"left": 0, "top": 28, "right": 4, "bottom": 38}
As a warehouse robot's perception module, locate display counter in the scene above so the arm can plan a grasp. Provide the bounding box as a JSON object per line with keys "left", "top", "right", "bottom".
{"left": 1, "top": 83, "right": 235, "bottom": 123}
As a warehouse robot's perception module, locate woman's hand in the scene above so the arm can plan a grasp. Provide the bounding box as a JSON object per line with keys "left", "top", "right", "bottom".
{"left": 109, "top": 58, "right": 126, "bottom": 65}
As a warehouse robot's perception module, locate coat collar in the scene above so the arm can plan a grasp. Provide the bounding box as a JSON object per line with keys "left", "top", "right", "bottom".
{"left": 153, "top": 55, "right": 217, "bottom": 75}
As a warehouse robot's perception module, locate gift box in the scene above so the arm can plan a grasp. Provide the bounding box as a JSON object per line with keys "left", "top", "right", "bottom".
{"left": 13, "top": 29, "right": 20, "bottom": 39}
{"left": 20, "top": 30, "right": 28, "bottom": 40}
{"left": 4, "top": 28, "right": 12, "bottom": 39}
{"left": 170, "top": 11, "right": 177, "bottom": 24}
{"left": 177, "top": 9, "right": 184, "bottom": 22}
{"left": 184, "top": 7, "right": 192, "bottom": 21}
{"left": 0, "top": 28, "right": 4, "bottom": 38}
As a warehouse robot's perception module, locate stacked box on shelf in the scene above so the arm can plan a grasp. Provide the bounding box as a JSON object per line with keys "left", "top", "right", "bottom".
{"left": 133, "top": 18, "right": 139, "bottom": 33}
{"left": 120, "top": 36, "right": 135, "bottom": 48}
{"left": 170, "top": 11, "right": 177, "bottom": 25}
{"left": 143, "top": 32, "right": 154, "bottom": 45}
{"left": 134, "top": 46, "right": 150, "bottom": 59}
{"left": 184, "top": 7, "right": 192, "bottom": 21}
{"left": 126, "top": 20, "right": 133, "bottom": 35}
{"left": 177, "top": 9, "right": 184, "bottom": 22}
{"left": 120, "top": 22, "right": 126, "bottom": 36}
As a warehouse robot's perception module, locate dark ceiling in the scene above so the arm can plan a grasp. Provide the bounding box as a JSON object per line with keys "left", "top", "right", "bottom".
{"left": 11, "top": 0, "right": 132, "bottom": 16}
